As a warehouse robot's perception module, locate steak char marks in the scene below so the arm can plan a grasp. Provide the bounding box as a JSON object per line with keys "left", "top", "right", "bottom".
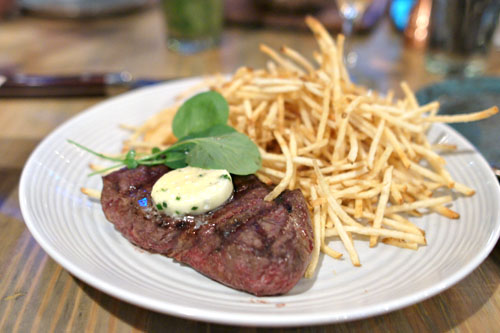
{"left": 101, "top": 165, "right": 313, "bottom": 296}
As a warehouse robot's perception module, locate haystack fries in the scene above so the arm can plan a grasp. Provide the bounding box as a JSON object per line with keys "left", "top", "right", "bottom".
{"left": 102, "top": 17, "right": 498, "bottom": 276}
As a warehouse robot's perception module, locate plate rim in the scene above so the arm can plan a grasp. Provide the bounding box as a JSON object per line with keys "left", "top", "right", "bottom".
{"left": 19, "top": 77, "right": 500, "bottom": 327}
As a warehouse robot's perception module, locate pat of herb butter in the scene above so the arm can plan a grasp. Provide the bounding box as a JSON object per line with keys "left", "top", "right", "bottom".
{"left": 151, "top": 166, "right": 233, "bottom": 216}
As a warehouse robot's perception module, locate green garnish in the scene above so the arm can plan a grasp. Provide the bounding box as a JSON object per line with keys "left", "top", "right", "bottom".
{"left": 156, "top": 203, "right": 163, "bottom": 210}
{"left": 163, "top": 202, "right": 167, "bottom": 208}
{"left": 173, "top": 91, "right": 229, "bottom": 139}
{"left": 176, "top": 196, "right": 181, "bottom": 200}
{"left": 175, "top": 210, "right": 180, "bottom": 215}
{"left": 220, "top": 174, "right": 230, "bottom": 180}
{"left": 69, "top": 91, "right": 261, "bottom": 176}
{"left": 191, "top": 206, "right": 198, "bottom": 211}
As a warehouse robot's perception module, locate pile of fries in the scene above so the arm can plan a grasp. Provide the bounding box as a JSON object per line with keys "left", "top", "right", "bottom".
{"left": 115, "top": 17, "right": 498, "bottom": 275}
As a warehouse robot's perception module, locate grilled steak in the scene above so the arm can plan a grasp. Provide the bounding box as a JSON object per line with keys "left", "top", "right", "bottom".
{"left": 101, "top": 165, "right": 313, "bottom": 296}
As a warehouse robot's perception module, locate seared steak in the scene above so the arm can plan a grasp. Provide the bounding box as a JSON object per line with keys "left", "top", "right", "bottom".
{"left": 101, "top": 165, "right": 313, "bottom": 296}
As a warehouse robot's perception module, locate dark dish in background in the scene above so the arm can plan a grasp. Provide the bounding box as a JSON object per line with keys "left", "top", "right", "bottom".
{"left": 19, "top": 0, "right": 155, "bottom": 17}
{"left": 416, "top": 77, "right": 500, "bottom": 175}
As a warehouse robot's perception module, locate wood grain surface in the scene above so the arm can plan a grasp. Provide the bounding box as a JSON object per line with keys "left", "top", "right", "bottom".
{"left": 1, "top": 6, "right": 499, "bottom": 332}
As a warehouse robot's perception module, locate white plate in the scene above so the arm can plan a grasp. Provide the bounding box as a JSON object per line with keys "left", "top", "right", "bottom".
{"left": 19, "top": 78, "right": 500, "bottom": 327}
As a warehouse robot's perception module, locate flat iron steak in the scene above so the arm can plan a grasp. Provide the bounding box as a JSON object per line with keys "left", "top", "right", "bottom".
{"left": 100, "top": 165, "right": 313, "bottom": 296}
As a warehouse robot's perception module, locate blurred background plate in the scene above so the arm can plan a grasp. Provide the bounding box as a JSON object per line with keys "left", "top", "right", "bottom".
{"left": 416, "top": 77, "right": 500, "bottom": 171}
{"left": 20, "top": 0, "right": 154, "bottom": 18}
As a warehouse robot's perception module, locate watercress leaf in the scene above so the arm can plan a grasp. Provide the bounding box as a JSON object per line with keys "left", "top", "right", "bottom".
{"left": 172, "top": 91, "right": 229, "bottom": 139}
{"left": 125, "top": 149, "right": 136, "bottom": 160}
{"left": 138, "top": 147, "right": 171, "bottom": 162}
{"left": 124, "top": 159, "right": 139, "bottom": 169}
{"left": 178, "top": 124, "right": 236, "bottom": 141}
{"left": 165, "top": 159, "right": 188, "bottom": 169}
{"left": 122, "top": 149, "right": 138, "bottom": 169}
{"left": 164, "top": 151, "right": 188, "bottom": 169}
{"left": 185, "top": 132, "right": 262, "bottom": 175}
{"left": 166, "top": 140, "right": 195, "bottom": 153}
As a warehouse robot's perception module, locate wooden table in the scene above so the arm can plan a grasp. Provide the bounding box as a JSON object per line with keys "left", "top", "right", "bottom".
{"left": 1, "top": 6, "right": 499, "bottom": 332}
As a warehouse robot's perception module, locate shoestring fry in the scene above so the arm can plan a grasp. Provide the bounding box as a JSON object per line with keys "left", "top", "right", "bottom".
{"left": 114, "top": 16, "right": 498, "bottom": 276}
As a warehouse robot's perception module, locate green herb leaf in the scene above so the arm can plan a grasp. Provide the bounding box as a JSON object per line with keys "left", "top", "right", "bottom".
{"left": 124, "top": 150, "right": 138, "bottom": 169}
{"left": 172, "top": 91, "right": 229, "bottom": 139}
{"left": 163, "top": 150, "right": 188, "bottom": 169}
{"left": 69, "top": 92, "right": 262, "bottom": 177}
{"left": 184, "top": 132, "right": 261, "bottom": 175}
{"left": 179, "top": 124, "right": 236, "bottom": 141}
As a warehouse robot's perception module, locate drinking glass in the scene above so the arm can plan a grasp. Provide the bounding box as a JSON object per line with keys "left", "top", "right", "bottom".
{"left": 161, "top": 0, "right": 223, "bottom": 53}
{"left": 426, "top": 0, "right": 500, "bottom": 76}
{"left": 335, "top": 0, "right": 373, "bottom": 67}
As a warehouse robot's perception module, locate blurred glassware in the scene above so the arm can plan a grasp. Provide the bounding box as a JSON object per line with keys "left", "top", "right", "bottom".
{"left": 20, "top": 0, "right": 153, "bottom": 18}
{"left": 224, "top": 0, "right": 389, "bottom": 33}
{"left": 335, "top": 0, "right": 373, "bottom": 67}
{"left": 426, "top": 0, "right": 500, "bottom": 77}
{"left": 161, "top": 0, "right": 223, "bottom": 53}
